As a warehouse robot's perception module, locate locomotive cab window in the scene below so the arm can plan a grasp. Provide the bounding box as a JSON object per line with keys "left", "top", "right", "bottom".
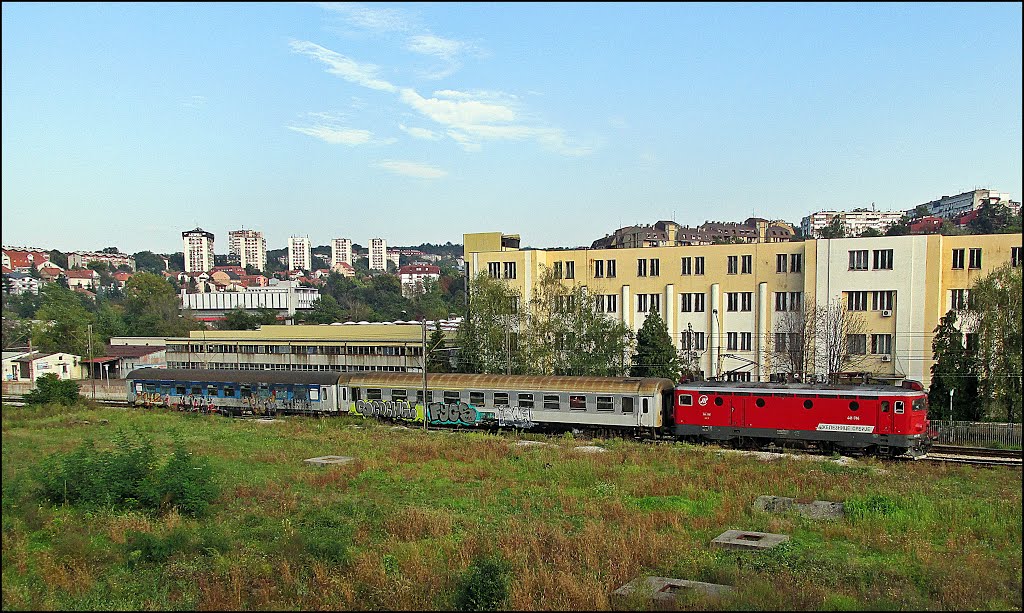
{"left": 894, "top": 401, "right": 905, "bottom": 414}
{"left": 622, "top": 397, "right": 634, "bottom": 413}
{"left": 596, "top": 396, "right": 614, "bottom": 411}
{"left": 881, "top": 401, "right": 890, "bottom": 412}
{"left": 569, "top": 395, "right": 587, "bottom": 410}
{"left": 912, "top": 398, "right": 925, "bottom": 411}
{"left": 518, "top": 393, "right": 534, "bottom": 408}
{"left": 544, "top": 394, "right": 561, "bottom": 410}
{"left": 678, "top": 393, "right": 693, "bottom": 406}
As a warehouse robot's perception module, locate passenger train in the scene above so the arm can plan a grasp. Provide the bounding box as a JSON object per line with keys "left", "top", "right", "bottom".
{"left": 126, "top": 368, "right": 934, "bottom": 457}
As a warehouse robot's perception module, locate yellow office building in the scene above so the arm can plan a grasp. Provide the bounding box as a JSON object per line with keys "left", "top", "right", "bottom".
{"left": 464, "top": 231, "right": 1021, "bottom": 387}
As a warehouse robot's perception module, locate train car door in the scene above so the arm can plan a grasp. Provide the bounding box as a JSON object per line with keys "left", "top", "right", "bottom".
{"left": 730, "top": 396, "right": 746, "bottom": 427}
{"left": 876, "top": 399, "right": 894, "bottom": 435}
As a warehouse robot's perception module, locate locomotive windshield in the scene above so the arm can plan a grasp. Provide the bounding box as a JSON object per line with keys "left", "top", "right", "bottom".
{"left": 912, "top": 398, "right": 926, "bottom": 412}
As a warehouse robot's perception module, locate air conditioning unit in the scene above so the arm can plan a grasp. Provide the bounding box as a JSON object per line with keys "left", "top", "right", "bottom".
{"left": 880, "top": 354, "right": 892, "bottom": 362}
{"left": 881, "top": 310, "right": 892, "bottom": 317}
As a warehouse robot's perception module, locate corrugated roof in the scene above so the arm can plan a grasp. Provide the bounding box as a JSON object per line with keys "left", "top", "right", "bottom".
{"left": 179, "top": 323, "right": 448, "bottom": 343}
{"left": 345, "top": 372, "right": 675, "bottom": 394}
{"left": 126, "top": 368, "right": 343, "bottom": 386}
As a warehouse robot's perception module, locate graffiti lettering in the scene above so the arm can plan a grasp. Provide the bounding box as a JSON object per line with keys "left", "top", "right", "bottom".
{"left": 356, "top": 399, "right": 416, "bottom": 420}
{"left": 496, "top": 404, "right": 534, "bottom": 428}
{"left": 427, "top": 401, "right": 478, "bottom": 425}
{"left": 135, "top": 391, "right": 170, "bottom": 408}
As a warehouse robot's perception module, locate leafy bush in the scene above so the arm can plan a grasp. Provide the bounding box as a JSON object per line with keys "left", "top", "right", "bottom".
{"left": 32, "top": 429, "right": 218, "bottom": 517}
{"left": 452, "top": 554, "right": 511, "bottom": 611}
{"left": 23, "top": 373, "right": 81, "bottom": 406}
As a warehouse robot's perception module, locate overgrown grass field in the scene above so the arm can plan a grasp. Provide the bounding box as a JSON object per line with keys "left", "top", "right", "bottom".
{"left": 3, "top": 402, "right": 1021, "bottom": 610}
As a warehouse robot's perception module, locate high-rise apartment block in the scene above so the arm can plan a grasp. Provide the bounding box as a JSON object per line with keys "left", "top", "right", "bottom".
{"left": 288, "top": 236, "right": 312, "bottom": 272}
{"left": 228, "top": 229, "right": 267, "bottom": 272}
{"left": 369, "top": 238, "right": 387, "bottom": 271}
{"left": 908, "top": 189, "right": 1020, "bottom": 220}
{"left": 331, "top": 238, "right": 353, "bottom": 267}
{"left": 182, "top": 228, "right": 215, "bottom": 274}
{"left": 800, "top": 209, "right": 905, "bottom": 238}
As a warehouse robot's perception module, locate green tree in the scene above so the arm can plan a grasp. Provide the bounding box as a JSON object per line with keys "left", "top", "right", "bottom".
{"left": 963, "top": 264, "right": 1022, "bottom": 422}
{"left": 32, "top": 284, "right": 100, "bottom": 356}
{"left": 885, "top": 215, "right": 912, "bottom": 236}
{"left": 426, "top": 322, "right": 451, "bottom": 373}
{"left": 132, "top": 251, "right": 167, "bottom": 274}
{"left": 858, "top": 227, "right": 883, "bottom": 238}
{"left": 47, "top": 250, "right": 69, "bottom": 269}
{"left": 819, "top": 215, "right": 846, "bottom": 239}
{"left": 123, "top": 272, "right": 197, "bottom": 336}
{"left": 629, "top": 310, "right": 680, "bottom": 380}
{"left": 928, "top": 311, "right": 981, "bottom": 421}
{"left": 298, "top": 295, "right": 345, "bottom": 324}
{"left": 455, "top": 273, "right": 522, "bottom": 374}
{"left": 968, "top": 201, "right": 1021, "bottom": 235}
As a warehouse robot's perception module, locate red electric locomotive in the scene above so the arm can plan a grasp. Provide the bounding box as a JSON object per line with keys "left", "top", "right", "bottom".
{"left": 672, "top": 380, "right": 932, "bottom": 457}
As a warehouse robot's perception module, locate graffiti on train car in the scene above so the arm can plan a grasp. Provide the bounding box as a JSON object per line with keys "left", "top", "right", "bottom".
{"left": 243, "top": 394, "right": 313, "bottom": 414}
{"left": 356, "top": 399, "right": 417, "bottom": 420}
{"left": 427, "top": 401, "right": 479, "bottom": 425}
{"left": 496, "top": 404, "right": 534, "bottom": 428}
{"left": 135, "top": 391, "right": 170, "bottom": 407}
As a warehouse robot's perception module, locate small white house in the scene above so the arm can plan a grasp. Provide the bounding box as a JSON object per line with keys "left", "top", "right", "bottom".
{"left": 2, "top": 351, "right": 83, "bottom": 381}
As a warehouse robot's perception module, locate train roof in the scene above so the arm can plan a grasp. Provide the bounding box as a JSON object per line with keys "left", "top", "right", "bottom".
{"left": 676, "top": 380, "right": 925, "bottom": 396}
{"left": 126, "top": 368, "right": 343, "bottom": 386}
{"left": 343, "top": 372, "right": 675, "bottom": 394}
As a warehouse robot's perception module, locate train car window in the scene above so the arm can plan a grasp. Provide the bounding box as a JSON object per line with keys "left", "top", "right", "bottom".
{"left": 803, "top": 399, "right": 813, "bottom": 409}
{"left": 642, "top": 398, "right": 649, "bottom": 414}
{"left": 569, "top": 395, "right": 587, "bottom": 410}
{"left": 367, "top": 388, "right": 382, "bottom": 400}
{"left": 755, "top": 398, "right": 766, "bottom": 408}
{"left": 415, "top": 389, "right": 429, "bottom": 404}
{"left": 849, "top": 401, "right": 859, "bottom": 411}
{"left": 352, "top": 387, "right": 361, "bottom": 401}
{"left": 222, "top": 385, "right": 234, "bottom": 397}
{"left": 596, "top": 396, "right": 614, "bottom": 411}
{"left": 443, "top": 391, "right": 461, "bottom": 404}
{"left": 518, "top": 393, "right": 534, "bottom": 408}
{"left": 714, "top": 397, "right": 724, "bottom": 406}
{"left": 160, "top": 385, "right": 169, "bottom": 395}
{"left": 543, "top": 394, "right": 560, "bottom": 410}
{"left": 191, "top": 385, "right": 203, "bottom": 396}
{"left": 175, "top": 384, "right": 187, "bottom": 395}
{"left": 294, "top": 387, "right": 309, "bottom": 401}
{"left": 392, "top": 389, "right": 408, "bottom": 401}
{"left": 912, "top": 398, "right": 925, "bottom": 411}
{"left": 678, "top": 394, "right": 693, "bottom": 406}
{"left": 494, "top": 392, "right": 509, "bottom": 406}
{"left": 310, "top": 387, "right": 320, "bottom": 401}
{"left": 240, "top": 385, "right": 252, "bottom": 398}
{"left": 207, "top": 385, "right": 218, "bottom": 397}
{"left": 880, "top": 401, "right": 890, "bottom": 412}
{"left": 142, "top": 383, "right": 156, "bottom": 393}
{"left": 469, "top": 391, "right": 484, "bottom": 405}
{"left": 622, "top": 397, "right": 634, "bottom": 413}
{"left": 894, "top": 401, "right": 905, "bottom": 414}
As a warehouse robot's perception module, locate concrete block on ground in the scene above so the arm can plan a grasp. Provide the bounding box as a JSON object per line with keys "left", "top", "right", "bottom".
{"left": 304, "top": 455, "right": 355, "bottom": 467}
{"left": 754, "top": 495, "right": 845, "bottom": 520}
{"left": 711, "top": 529, "right": 789, "bottom": 551}
{"left": 573, "top": 445, "right": 608, "bottom": 453}
{"left": 610, "top": 576, "right": 733, "bottom": 610}
{"left": 515, "top": 440, "right": 553, "bottom": 448}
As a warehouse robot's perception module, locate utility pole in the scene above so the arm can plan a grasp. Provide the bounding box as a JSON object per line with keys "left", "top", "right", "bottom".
{"left": 88, "top": 324, "right": 95, "bottom": 400}
{"left": 421, "top": 318, "right": 428, "bottom": 430}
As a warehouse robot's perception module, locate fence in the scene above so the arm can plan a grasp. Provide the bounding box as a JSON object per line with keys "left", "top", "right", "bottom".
{"left": 930, "top": 420, "right": 1022, "bottom": 449}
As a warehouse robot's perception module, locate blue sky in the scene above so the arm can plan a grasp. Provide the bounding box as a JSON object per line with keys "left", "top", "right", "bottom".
{"left": 3, "top": 2, "right": 1021, "bottom": 255}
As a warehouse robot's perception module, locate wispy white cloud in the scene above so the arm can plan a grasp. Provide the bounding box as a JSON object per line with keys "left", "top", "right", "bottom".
{"left": 399, "top": 88, "right": 516, "bottom": 126}
{"left": 180, "top": 95, "right": 206, "bottom": 109}
{"left": 288, "top": 124, "right": 373, "bottom": 145}
{"left": 406, "top": 34, "right": 465, "bottom": 62}
{"left": 375, "top": 160, "right": 447, "bottom": 179}
{"left": 399, "top": 124, "right": 441, "bottom": 140}
{"left": 318, "top": 2, "right": 413, "bottom": 32}
{"left": 289, "top": 40, "right": 396, "bottom": 92}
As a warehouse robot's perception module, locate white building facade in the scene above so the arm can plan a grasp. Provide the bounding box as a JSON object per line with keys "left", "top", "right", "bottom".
{"left": 182, "top": 228, "right": 215, "bottom": 274}
{"left": 179, "top": 279, "right": 319, "bottom": 323}
{"left": 369, "top": 238, "right": 387, "bottom": 271}
{"left": 67, "top": 251, "right": 136, "bottom": 271}
{"left": 331, "top": 238, "right": 353, "bottom": 267}
{"left": 288, "top": 236, "right": 312, "bottom": 272}
{"left": 228, "top": 229, "right": 267, "bottom": 272}
{"left": 908, "top": 189, "right": 1020, "bottom": 220}
{"left": 800, "top": 210, "right": 904, "bottom": 238}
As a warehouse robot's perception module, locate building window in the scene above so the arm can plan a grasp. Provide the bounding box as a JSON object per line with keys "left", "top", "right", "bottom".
{"left": 681, "top": 257, "right": 692, "bottom": 275}
{"left": 503, "top": 262, "right": 517, "bottom": 280}
{"left": 872, "top": 291, "right": 893, "bottom": 311}
{"left": 649, "top": 294, "right": 661, "bottom": 313}
{"left": 776, "top": 253, "right": 788, "bottom": 273}
{"left": 649, "top": 258, "right": 659, "bottom": 277}
{"left": 637, "top": 294, "right": 648, "bottom": 312}
{"left": 790, "top": 253, "right": 802, "bottom": 273}
{"left": 594, "top": 260, "right": 604, "bottom": 278}
{"left": 740, "top": 332, "right": 752, "bottom": 351}
{"left": 950, "top": 289, "right": 968, "bottom": 310}
{"left": 487, "top": 262, "right": 501, "bottom": 278}
{"left": 774, "top": 292, "right": 788, "bottom": 312}
{"left": 727, "top": 292, "right": 739, "bottom": 312}
{"left": 727, "top": 256, "right": 738, "bottom": 274}
{"left": 607, "top": 260, "right": 616, "bottom": 278}
{"left": 775, "top": 332, "right": 788, "bottom": 351}
{"left": 968, "top": 248, "right": 982, "bottom": 269}
{"left": 952, "top": 248, "right": 965, "bottom": 269}
{"left": 849, "top": 250, "right": 869, "bottom": 271}
{"left": 872, "top": 249, "right": 893, "bottom": 270}
{"left": 741, "top": 255, "right": 752, "bottom": 274}
{"left": 681, "top": 292, "right": 705, "bottom": 313}
{"left": 965, "top": 333, "right": 979, "bottom": 353}
{"left": 553, "top": 261, "right": 563, "bottom": 279}
{"left": 847, "top": 334, "right": 867, "bottom": 355}
{"left": 741, "top": 292, "right": 752, "bottom": 312}
{"left": 1012, "top": 247, "right": 1022, "bottom": 267}
{"left": 847, "top": 291, "right": 868, "bottom": 311}
{"left": 789, "top": 292, "right": 802, "bottom": 312}
{"left": 565, "top": 261, "right": 574, "bottom": 279}
{"left": 694, "top": 257, "right": 705, "bottom": 275}
{"left": 637, "top": 258, "right": 647, "bottom": 277}
{"left": 727, "top": 332, "right": 738, "bottom": 351}
{"left": 871, "top": 334, "right": 892, "bottom": 355}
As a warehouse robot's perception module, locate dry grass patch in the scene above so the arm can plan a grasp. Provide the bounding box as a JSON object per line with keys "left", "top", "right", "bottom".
{"left": 382, "top": 505, "right": 455, "bottom": 541}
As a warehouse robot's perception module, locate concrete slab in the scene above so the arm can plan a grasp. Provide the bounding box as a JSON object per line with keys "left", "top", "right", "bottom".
{"left": 711, "top": 529, "right": 789, "bottom": 551}
{"left": 753, "top": 495, "right": 845, "bottom": 520}
{"left": 303, "top": 455, "right": 356, "bottom": 467}
{"left": 610, "top": 576, "right": 733, "bottom": 610}
{"left": 515, "top": 440, "right": 553, "bottom": 448}
{"left": 573, "top": 445, "right": 608, "bottom": 453}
